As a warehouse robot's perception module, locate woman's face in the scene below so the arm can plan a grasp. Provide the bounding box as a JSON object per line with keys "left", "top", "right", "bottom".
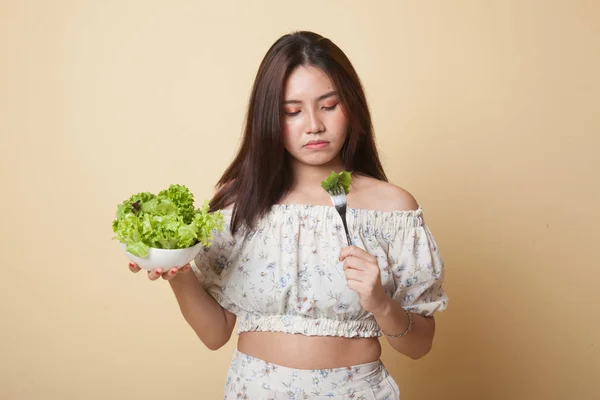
{"left": 281, "top": 66, "right": 349, "bottom": 167}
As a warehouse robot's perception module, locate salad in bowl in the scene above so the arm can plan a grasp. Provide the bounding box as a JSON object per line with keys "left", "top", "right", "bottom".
{"left": 112, "top": 184, "right": 224, "bottom": 271}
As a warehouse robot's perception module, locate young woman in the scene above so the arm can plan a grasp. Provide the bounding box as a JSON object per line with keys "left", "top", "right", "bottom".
{"left": 128, "top": 31, "right": 448, "bottom": 399}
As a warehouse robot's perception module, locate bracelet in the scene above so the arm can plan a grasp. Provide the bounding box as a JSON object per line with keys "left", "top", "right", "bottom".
{"left": 380, "top": 309, "right": 412, "bottom": 338}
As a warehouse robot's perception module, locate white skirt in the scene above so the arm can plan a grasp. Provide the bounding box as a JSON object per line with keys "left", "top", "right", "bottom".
{"left": 223, "top": 349, "right": 400, "bottom": 399}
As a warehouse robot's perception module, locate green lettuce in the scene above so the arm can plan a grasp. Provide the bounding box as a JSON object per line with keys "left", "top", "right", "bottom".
{"left": 112, "top": 184, "right": 224, "bottom": 257}
{"left": 321, "top": 171, "right": 352, "bottom": 195}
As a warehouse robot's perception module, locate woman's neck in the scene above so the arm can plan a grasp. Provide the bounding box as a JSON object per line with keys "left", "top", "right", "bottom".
{"left": 289, "top": 157, "right": 345, "bottom": 193}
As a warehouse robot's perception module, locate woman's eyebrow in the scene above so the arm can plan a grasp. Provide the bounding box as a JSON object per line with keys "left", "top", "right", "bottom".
{"left": 283, "top": 90, "right": 338, "bottom": 105}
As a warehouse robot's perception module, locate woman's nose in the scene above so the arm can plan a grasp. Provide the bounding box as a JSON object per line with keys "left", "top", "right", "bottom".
{"left": 305, "top": 111, "right": 325, "bottom": 134}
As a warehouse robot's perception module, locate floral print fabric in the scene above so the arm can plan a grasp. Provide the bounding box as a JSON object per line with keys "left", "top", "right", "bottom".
{"left": 192, "top": 204, "right": 448, "bottom": 338}
{"left": 224, "top": 349, "right": 400, "bottom": 399}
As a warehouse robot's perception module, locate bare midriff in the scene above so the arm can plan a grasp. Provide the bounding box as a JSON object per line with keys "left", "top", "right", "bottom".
{"left": 237, "top": 331, "right": 382, "bottom": 369}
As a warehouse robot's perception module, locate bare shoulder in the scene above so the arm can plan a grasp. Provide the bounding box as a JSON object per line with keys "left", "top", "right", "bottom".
{"left": 352, "top": 175, "right": 419, "bottom": 212}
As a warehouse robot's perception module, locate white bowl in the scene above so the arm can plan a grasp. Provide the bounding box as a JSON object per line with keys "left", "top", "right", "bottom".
{"left": 120, "top": 242, "right": 203, "bottom": 271}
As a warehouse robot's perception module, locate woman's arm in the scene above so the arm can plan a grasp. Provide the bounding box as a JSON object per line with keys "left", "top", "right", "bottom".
{"left": 339, "top": 242, "right": 439, "bottom": 360}
{"left": 372, "top": 298, "right": 435, "bottom": 359}
{"left": 169, "top": 271, "right": 236, "bottom": 350}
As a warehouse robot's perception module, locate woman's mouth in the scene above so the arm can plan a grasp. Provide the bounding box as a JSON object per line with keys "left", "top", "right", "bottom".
{"left": 304, "top": 140, "right": 329, "bottom": 150}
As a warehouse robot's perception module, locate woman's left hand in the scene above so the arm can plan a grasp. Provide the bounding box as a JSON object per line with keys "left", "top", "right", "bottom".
{"left": 339, "top": 246, "right": 391, "bottom": 315}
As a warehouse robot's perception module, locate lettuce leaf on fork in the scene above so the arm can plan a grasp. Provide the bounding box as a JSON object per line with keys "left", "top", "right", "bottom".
{"left": 321, "top": 171, "right": 352, "bottom": 195}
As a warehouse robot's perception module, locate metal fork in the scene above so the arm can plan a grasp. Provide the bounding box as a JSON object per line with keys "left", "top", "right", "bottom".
{"left": 328, "top": 185, "right": 352, "bottom": 246}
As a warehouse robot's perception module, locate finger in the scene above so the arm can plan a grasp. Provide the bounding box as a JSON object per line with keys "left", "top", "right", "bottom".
{"left": 179, "top": 264, "right": 191, "bottom": 274}
{"left": 340, "top": 246, "right": 364, "bottom": 260}
{"left": 353, "top": 247, "right": 377, "bottom": 264}
{"left": 148, "top": 268, "right": 163, "bottom": 281}
{"left": 339, "top": 246, "right": 374, "bottom": 262}
{"left": 128, "top": 262, "right": 141, "bottom": 273}
{"left": 344, "top": 268, "right": 364, "bottom": 282}
{"left": 346, "top": 279, "right": 362, "bottom": 293}
{"left": 162, "top": 267, "right": 179, "bottom": 280}
{"left": 163, "top": 263, "right": 191, "bottom": 280}
{"left": 343, "top": 255, "right": 368, "bottom": 271}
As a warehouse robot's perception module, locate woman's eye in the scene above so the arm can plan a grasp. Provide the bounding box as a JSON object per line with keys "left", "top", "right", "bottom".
{"left": 322, "top": 103, "right": 338, "bottom": 111}
{"left": 285, "top": 110, "right": 301, "bottom": 116}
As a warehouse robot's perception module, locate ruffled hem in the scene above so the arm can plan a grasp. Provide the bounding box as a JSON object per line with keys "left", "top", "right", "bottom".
{"left": 236, "top": 313, "right": 383, "bottom": 338}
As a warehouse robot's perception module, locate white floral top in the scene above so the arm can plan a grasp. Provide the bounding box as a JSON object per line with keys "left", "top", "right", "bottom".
{"left": 191, "top": 204, "right": 448, "bottom": 338}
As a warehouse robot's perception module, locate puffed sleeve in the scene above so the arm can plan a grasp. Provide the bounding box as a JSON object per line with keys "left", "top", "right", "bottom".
{"left": 389, "top": 214, "right": 448, "bottom": 316}
{"left": 189, "top": 214, "right": 240, "bottom": 314}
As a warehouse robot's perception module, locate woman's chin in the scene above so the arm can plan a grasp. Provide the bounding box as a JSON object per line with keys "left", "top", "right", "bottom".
{"left": 298, "top": 156, "right": 343, "bottom": 168}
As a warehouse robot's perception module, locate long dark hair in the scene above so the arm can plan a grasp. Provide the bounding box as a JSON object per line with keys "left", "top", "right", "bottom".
{"left": 210, "top": 31, "right": 387, "bottom": 235}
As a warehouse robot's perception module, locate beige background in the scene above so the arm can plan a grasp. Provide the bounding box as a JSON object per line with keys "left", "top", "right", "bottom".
{"left": 2, "top": 1, "right": 599, "bottom": 399}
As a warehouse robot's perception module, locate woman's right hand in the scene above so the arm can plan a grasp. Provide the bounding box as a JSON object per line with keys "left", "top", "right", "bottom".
{"left": 128, "top": 262, "right": 191, "bottom": 281}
